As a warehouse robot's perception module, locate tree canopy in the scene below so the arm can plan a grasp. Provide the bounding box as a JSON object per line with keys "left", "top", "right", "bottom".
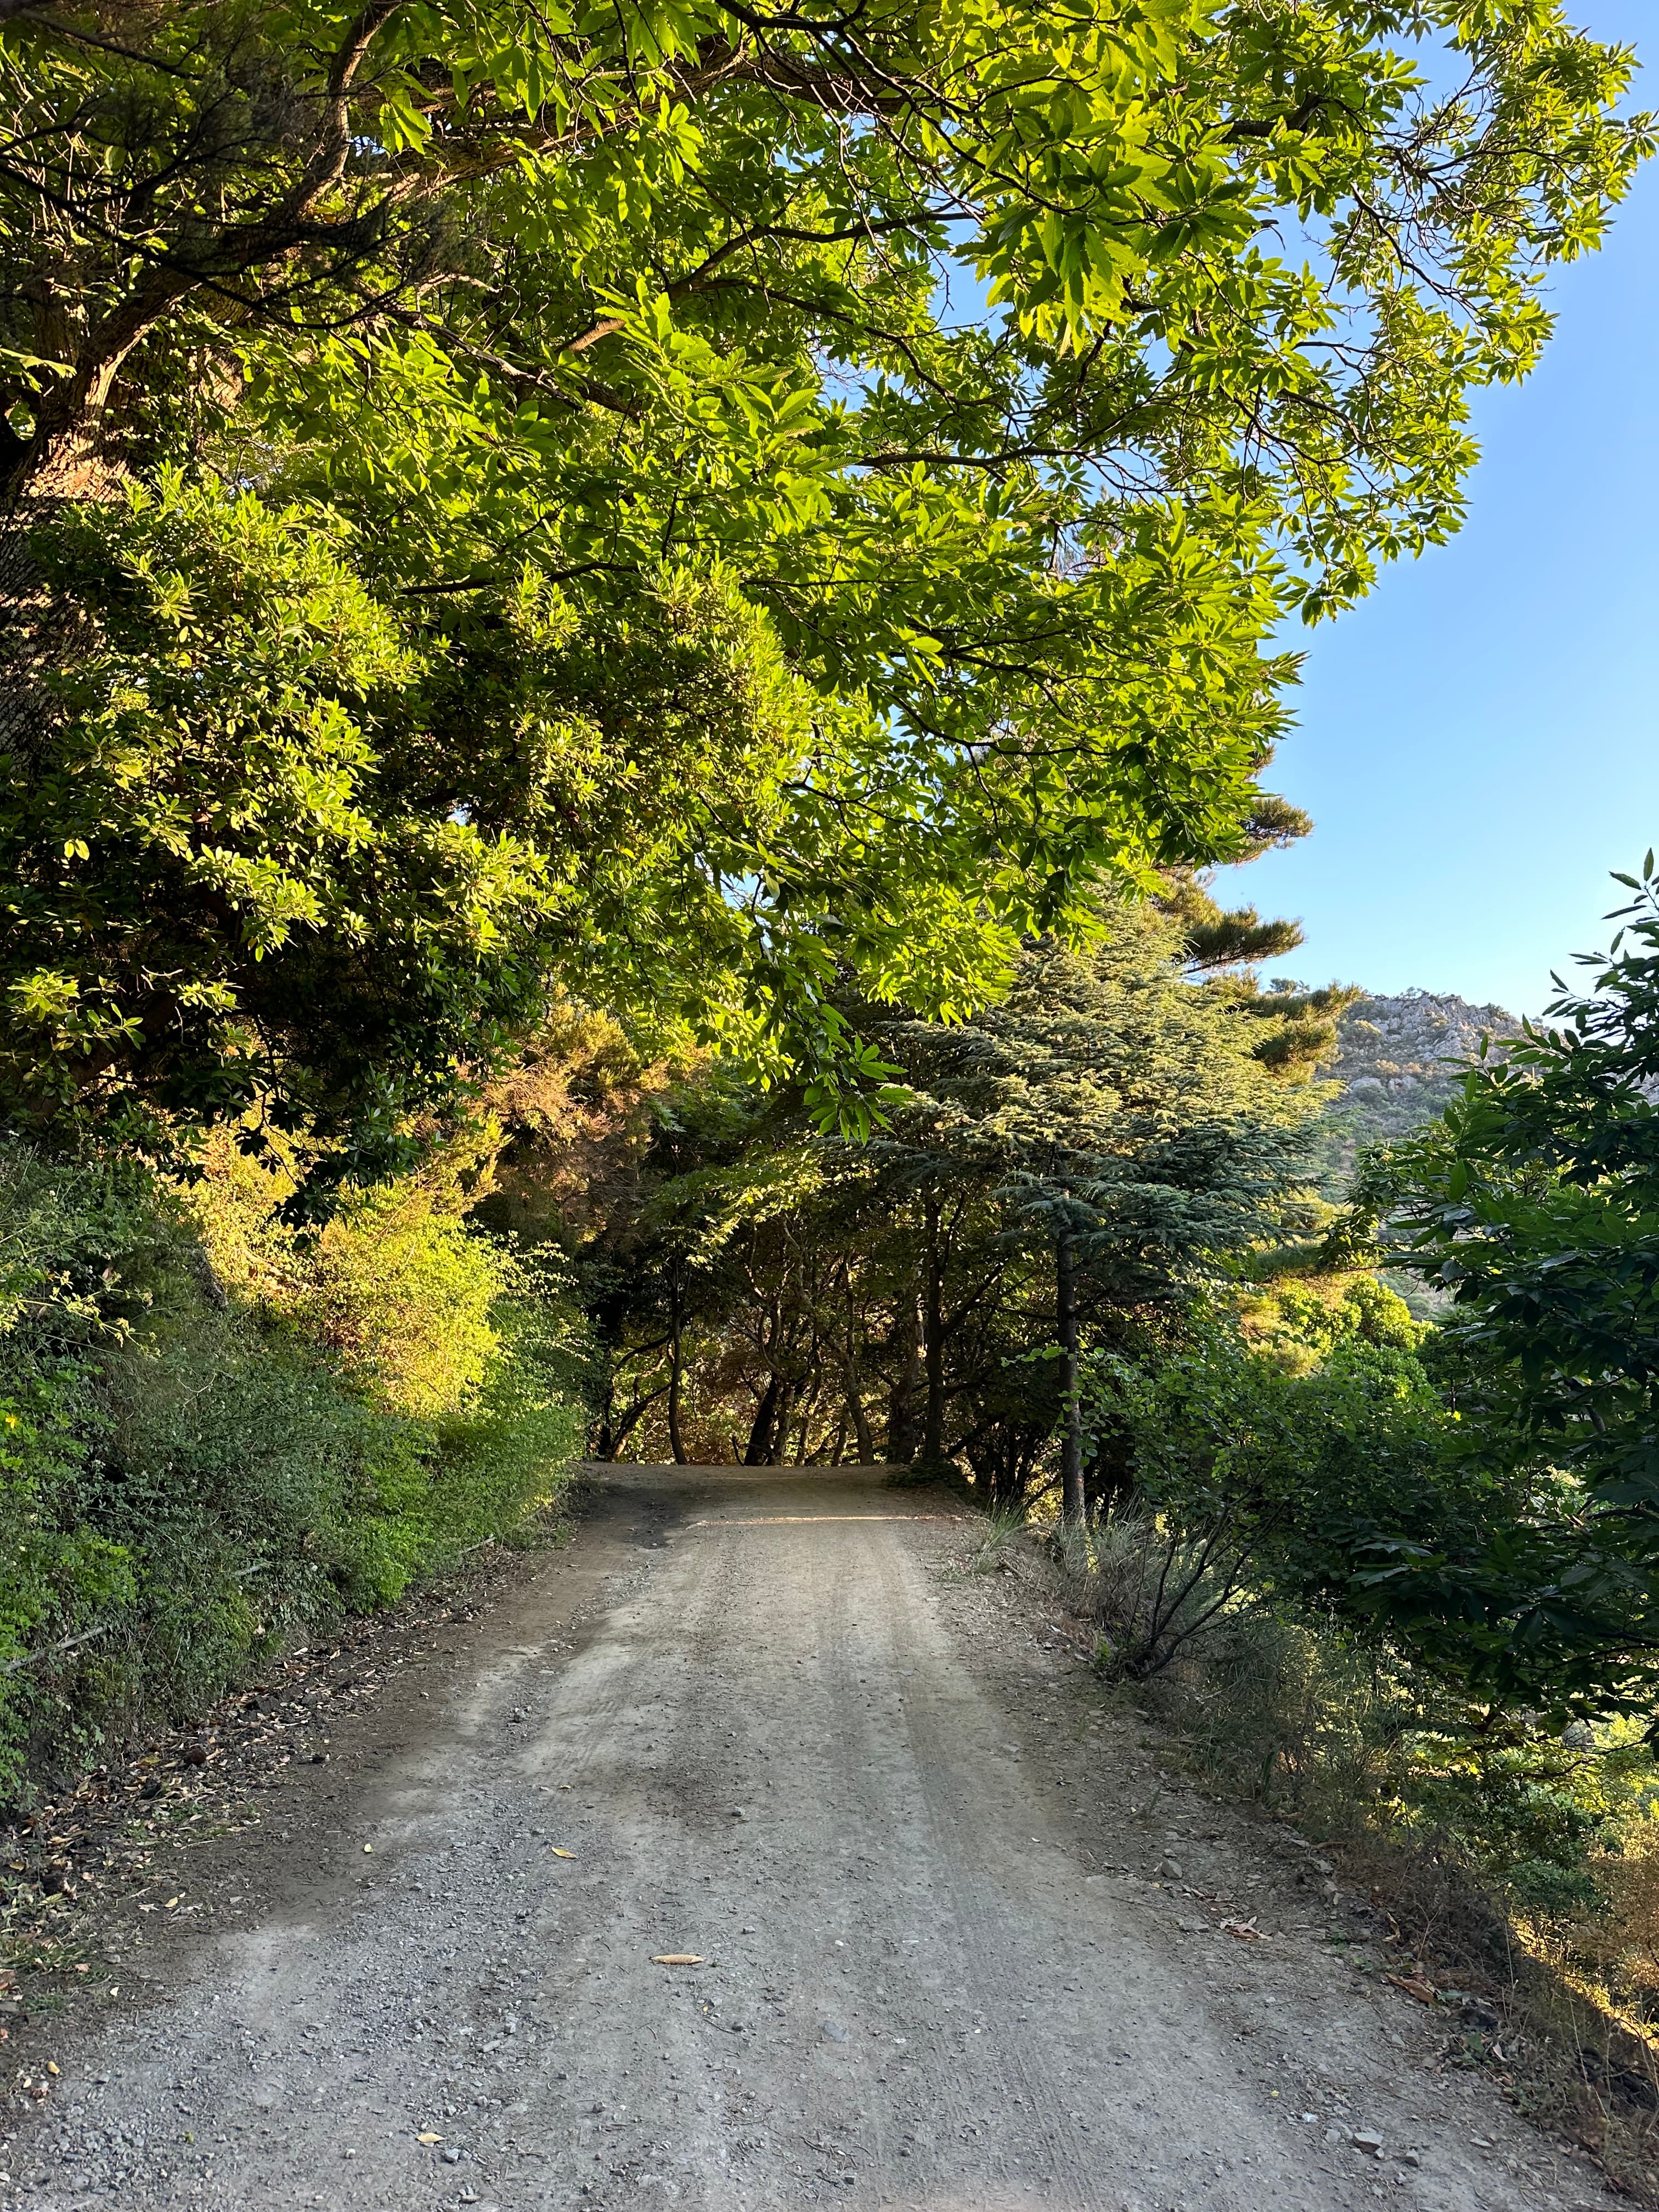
{"left": 1, "top": 1, "right": 1646, "bottom": 1153}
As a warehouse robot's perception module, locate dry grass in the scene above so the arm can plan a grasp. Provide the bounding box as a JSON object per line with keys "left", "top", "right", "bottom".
{"left": 1320, "top": 1824, "right": 1659, "bottom": 2197}
{"left": 1029, "top": 1509, "right": 1659, "bottom": 2202}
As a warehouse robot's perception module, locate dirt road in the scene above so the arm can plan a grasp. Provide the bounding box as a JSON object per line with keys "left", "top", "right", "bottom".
{"left": 4, "top": 1466, "right": 1599, "bottom": 2211}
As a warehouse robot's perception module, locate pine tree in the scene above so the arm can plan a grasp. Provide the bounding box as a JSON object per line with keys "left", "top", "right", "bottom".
{"left": 870, "top": 901, "right": 1322, "bottom": 1519}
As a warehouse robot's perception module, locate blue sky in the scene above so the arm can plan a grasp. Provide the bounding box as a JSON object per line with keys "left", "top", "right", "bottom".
{"left": 1210, "top": 6, "right": 1657, "bottom": 1019}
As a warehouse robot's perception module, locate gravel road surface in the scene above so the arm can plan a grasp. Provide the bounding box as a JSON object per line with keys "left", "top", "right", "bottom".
{"left": 3, "top": 1465, "right": 1596, "bottom": 2211}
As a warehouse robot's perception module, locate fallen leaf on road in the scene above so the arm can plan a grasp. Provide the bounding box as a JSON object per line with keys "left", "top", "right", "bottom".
{"left": 551, "top": 1849, "right": 575, "bottom": 1859}
{"left": 416, "top": 2132, "right": 443, "bottom": 2145}
{"left": 1387, "top": 1974, "right": 1437, "bottom": 2004}
{"left": 652, "top": 1955, "right": 703, "bottom": 1966}
{"left": 165, "top": 1896, "right": 179, "bottom": 1909}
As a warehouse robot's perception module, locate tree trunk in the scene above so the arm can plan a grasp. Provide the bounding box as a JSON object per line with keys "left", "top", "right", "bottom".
{"left": 667, "top": 1274, "right": 687, "bottom": 1466}
{"left": 1056, "top": 1225, "right": 1085, "bottom": 1528}
{"left": 789, "top": 1366, "right": 820, "bottom": 1463}
{"left": 886, "top": 1290, "right": 923, "bottom": 1462}
{"left": 744, "top": 1371, "right": 783, "bottom": 1465}
{"left": 922, "top": 1195, "right": 946, "bottom": 1464}
{"left": 845, "top": 1379, "right": 874, "bottom": 1465}
{"left": 592, "top": 1374, "right": 618, "bottom": 1462}
{"left": 600, "top": 1384, "right": 668, "bottom": 1462}
{"left": 842, "top": 1278, "right": 874, "bottom": 1462}
{"left": 767, "top": 1379, "right": 794, "bottom": 1465}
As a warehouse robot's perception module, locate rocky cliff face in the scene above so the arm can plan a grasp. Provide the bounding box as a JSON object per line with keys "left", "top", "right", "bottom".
{"left": 1313, "top": 989, "right": 1524, "bottom": 1185}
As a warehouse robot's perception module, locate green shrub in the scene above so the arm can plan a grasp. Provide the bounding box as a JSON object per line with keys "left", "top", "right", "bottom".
{"left": 0, "top": 1137, "right": 590, "bottom": 1806}
{"left": 1081, "top": 1298, "right": 1504, "bottom": 1673}
{"left": 1403, "top": 1751, "right": 1623, "bottom": 1917}
{"left": 1134, "top": 1596, "right": 1421, "bottom": 1818}
{"left": 1073, "top": 1288, "right": 1659, "bottom": 1921}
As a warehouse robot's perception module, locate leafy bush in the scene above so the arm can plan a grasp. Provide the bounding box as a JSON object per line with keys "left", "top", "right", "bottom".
{"left": 1073, "top": 1285, "right": 1659, "bottom": 1923}
{"left": 0, "top": 1137, "right": 590, "bottom": 1805}
{"left": 1403, "top": 1747, "right": 1629, "bottom": 1918}
{"left": 1093, "top": 1521, "right": 1651, "bottom": 1923}
{"left": 1242, "top": 1270, "right": 1425, "bottom": 1370}
{"left": 1102, "top": 1573, "right": 1421, "bottom": 1816}
{"left": 188, "top": 1127, "right": 510, "bottom": 1415}
{"left": 1083, "top": 1299, "right": 1509, "bottom": 1667}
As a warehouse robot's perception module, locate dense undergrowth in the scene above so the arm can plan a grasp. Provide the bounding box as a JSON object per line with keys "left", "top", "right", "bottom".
{"left": 0, "top": 1133, "right": 590, "bottom": 1809}
{"left": 1101, "top": 1568, "right": 1659, "bottom": 2190}
{"left": 1030, "top": 1270, "right": 1659, "bottom": 2194}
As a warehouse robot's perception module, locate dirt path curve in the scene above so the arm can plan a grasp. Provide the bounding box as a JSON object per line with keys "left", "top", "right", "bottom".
{"left": 7, "top": 1467, "right": 1599, "bottom": 2212}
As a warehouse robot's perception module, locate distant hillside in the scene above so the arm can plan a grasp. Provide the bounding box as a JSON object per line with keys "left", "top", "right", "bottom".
{"left": 1312, "top": 989, "right": 1525, "bottom": 1187}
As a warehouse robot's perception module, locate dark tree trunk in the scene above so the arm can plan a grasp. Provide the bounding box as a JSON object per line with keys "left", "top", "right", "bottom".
{"left": 1056, "top": 1226, "right": 1085, "bottom": 1528}
{"left": 886, "top": 1291, "right": 923, "bottom": 1462}
{"left": 845, "top": 1379, "right": 874, "bottom": 1465}
{"left": 766, "top": 1380, "right": 794, "bottom": 1465}
{"left": 592, "top": 1374, "right": 618, "bottom": 1462}
{"left": 744, "top": 1370, "right": 783, "bottom": 1465}
{"left": 792, "top": 1364, "right": 825, "bottom": 1463}
{"left": 666, "top": 1274, "right": 687, "bottom": 1466}
{"left": 598, "top": 1384, "right": 668, "bottom": 1462}
{"left": 922, "top": 1196, "right": 946, "bottom": 1464}
{"left": 841, "top": 1277, "right": 874, "bottom": 1462}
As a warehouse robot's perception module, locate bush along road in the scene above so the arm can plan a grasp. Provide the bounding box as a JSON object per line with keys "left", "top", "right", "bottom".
{"left": 0, "top": 1467, "right": 1609, "bottom": 2210}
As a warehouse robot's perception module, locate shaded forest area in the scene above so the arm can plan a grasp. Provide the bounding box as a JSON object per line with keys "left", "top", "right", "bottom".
{"left": 515, "top": 889, "right": 1342, "bottom": 1495}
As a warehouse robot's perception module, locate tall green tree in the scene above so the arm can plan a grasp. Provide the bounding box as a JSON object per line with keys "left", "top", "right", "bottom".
{"left": 1375, "top": 866, "right": 1659, "bottom": 1506}
{"left": 872, "top": 902, "right": 1321, "bottom": 1517}
{"left": 2, "top": 479, "right": 910, "bottom": 1180}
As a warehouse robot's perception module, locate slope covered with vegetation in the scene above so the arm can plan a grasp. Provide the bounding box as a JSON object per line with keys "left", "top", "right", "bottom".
{"left": 0, "top": 1133, "right": 589, "bottom": 1801}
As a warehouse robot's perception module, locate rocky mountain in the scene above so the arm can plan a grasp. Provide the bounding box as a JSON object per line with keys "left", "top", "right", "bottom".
{"left": 1312, "top": 989, "right": 1525, "bottom": 1187}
